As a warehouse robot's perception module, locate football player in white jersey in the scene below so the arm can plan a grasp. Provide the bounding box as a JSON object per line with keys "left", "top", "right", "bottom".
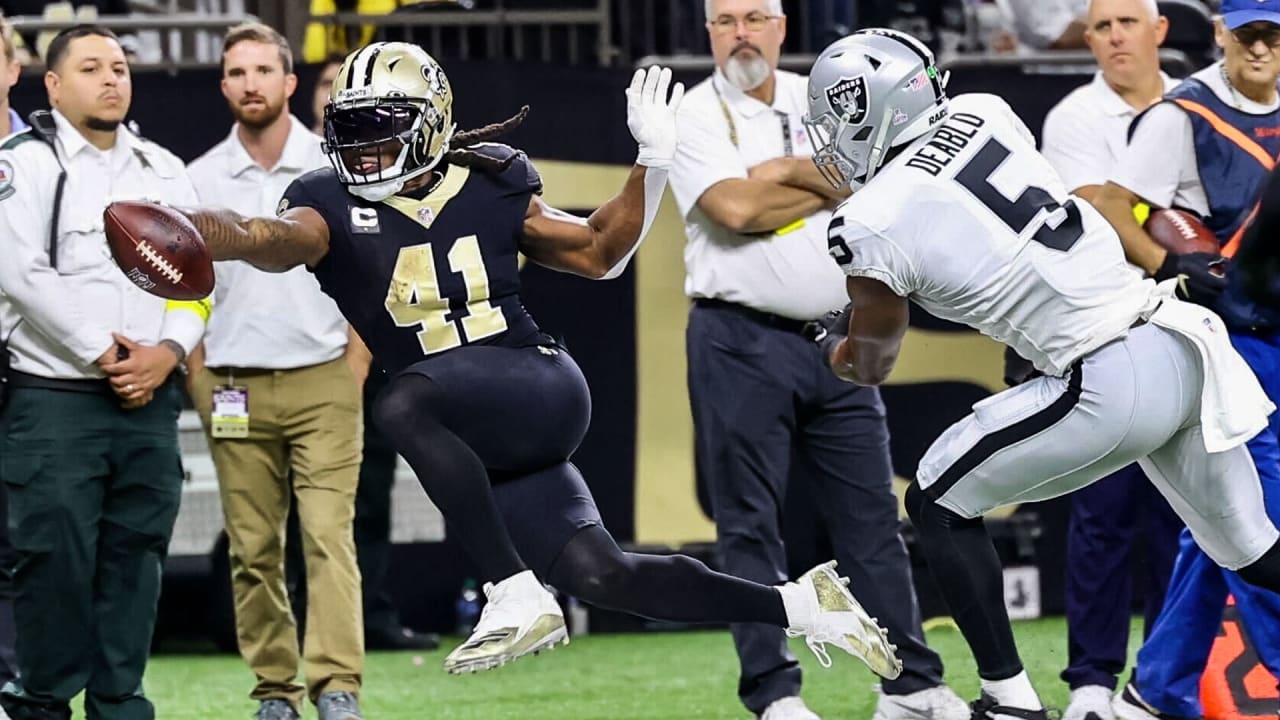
{"left": 804, "top": 28, "right": 1280, "bottom": 720}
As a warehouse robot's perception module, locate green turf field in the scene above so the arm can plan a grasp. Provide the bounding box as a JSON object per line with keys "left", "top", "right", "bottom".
{"left": 136, "top": 617, "right": 1139, "bottom": 719}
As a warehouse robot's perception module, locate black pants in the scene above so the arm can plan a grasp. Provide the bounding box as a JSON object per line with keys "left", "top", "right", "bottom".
{"left": 686, "top": 302, "right": 943, "bottom": 714}
{"left": 1061, "top": 463, "right": 1182, "bottom": 690}
{"left": 1, "top": 383, "right": 183, "bottom": 720}
{"left": 0, "top": 461, "right": 17, "bottom": 687}
{"left": 355, "top": 368, "right": 401, "bottom": 633}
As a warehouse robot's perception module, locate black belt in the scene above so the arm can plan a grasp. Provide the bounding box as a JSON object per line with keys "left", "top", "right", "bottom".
{"left": 693, "top": 298, "right": 814, "bottom": 335}
{"left": 8, "top": 370, "right": 115, "bottom": 396}
{"left": 205, "top": 366, "right": 281, "bottom": 378}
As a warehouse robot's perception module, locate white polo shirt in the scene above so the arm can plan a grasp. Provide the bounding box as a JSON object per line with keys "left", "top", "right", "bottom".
{"left": 0, "top": 110, "right": 204, "bottom": 380}
{"left": 1109, "top": 62, "right": 1280, "bottom": 213}
{"left": 670, "top": 69, "right": 847, "bottom": 321}
{"left": 186, "top": 115, "right": 348, "bottom": 369}
{"left": 1041, "top": 71, "right": 1178, "bottom": 193}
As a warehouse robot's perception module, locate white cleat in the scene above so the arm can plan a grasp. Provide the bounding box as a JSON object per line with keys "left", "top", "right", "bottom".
{"left": 872, "top": 685, "right": 971, "bottom": 720}
{"left": 759, "top": 695, "right": 822, "bottom": 720}
{"left": 1065, "top": 685, "right": 1117, "bottom": 720}
{"left": 779, "top": 560, "right": 903, "bottom": 679}
{"left": 443, "top": 570, "right": 567, "bottom": 675}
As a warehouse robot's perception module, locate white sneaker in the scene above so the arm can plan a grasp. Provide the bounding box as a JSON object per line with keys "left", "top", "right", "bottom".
{"left": 872, "top": 685, "right": 970, "bottom": 720}
{"left": 759, "top": 696, "right": 821, "bottom": 720}
{"left": 442, "top": 570, "right": 567, "bottom": 674}
{"left": 778, "top": 560, "right": 903, "bottom": 679}
{"left": 1065, "top": 686, "right": 1116, "bottom": 720}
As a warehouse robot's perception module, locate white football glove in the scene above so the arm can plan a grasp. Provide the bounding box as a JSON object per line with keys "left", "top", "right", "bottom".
{"left": 627, "top": 65, "right": 685, "bottom": 169}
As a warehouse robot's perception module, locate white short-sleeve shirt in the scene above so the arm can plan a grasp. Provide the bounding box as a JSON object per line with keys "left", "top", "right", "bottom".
{"left": 186, "top": 116, "right": 348, "bottom": 369}
{"left": 669, "top": 69, "right": 848, "bottom": 321}
{"left": 1108, "top": 62, "right": 1280, "bottom": 214}
{"left": 1041, "top": 71, "right": 1178, "bottom": 193}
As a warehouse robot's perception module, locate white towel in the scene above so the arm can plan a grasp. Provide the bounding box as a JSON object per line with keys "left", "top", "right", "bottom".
{"left": 1146, "top": 280, "right": 1275, "bottom": 453}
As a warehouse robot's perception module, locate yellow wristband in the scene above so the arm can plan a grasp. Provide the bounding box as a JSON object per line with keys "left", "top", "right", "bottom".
{"left": 775, "top": 218, "right": 806, "bottom": 235}
{"left": 1133, "top": 202, "right": 1151, "bottom": 226}
{"left": 165, "top": 298, "right": 212, "bottom": 322}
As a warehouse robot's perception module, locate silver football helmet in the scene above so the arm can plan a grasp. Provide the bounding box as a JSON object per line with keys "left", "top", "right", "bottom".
{"left": 805, "top": 28, "right": 950, "bottom": 188}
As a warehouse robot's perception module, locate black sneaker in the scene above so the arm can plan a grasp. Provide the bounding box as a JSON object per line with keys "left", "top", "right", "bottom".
{"left": 1113, "top": 678, "right": 1194, "bottom": 720}
{"left": 365, "top": 623, "right": 441, "bottom": 651}
{"left": 971, "top": 693, "right": 1057, "bottom": 720}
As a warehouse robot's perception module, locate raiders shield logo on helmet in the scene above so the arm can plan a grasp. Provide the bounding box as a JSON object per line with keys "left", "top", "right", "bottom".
{"left": 825, "top": 75, "right": 868, "bottom": 124}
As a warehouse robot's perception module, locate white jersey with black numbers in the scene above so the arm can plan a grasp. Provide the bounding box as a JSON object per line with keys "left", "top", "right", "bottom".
{"left": 829, "top": 93, "right": 1160, "bottom": 377}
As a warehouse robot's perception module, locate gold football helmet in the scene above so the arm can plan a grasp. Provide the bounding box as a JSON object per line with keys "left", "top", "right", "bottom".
{"left": 323, "top": 42, "right": 455, "bottom": 201}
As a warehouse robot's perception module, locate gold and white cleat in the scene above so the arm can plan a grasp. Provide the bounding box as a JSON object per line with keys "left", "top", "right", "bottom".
{"left": 443, "top": 570, "right": 568, "bottom": 675}
{"left": 779, "top": 560, "right": 903, "bottom": 679}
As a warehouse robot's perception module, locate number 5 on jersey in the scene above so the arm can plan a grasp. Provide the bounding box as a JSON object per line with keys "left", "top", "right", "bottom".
{"left": 386, "top": 235, "right": 508, "bottom": 354}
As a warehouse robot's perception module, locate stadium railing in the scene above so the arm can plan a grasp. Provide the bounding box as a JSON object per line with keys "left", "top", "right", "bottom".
{"left": 7, "top": 9, "right": 256, "bottom": 68}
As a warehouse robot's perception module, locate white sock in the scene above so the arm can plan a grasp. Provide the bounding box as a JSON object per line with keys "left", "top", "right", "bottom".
{"left": 494, "top": 569, "right": 536, "bottom": 592}
{"left": 982, "top": 671, "right": 1042, "bottom": 711}
{"left": 776, "top": 585, "right": 804, "bottom": 628}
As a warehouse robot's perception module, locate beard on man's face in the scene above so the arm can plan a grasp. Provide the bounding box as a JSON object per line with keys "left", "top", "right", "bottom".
{"left": 84, "top": 115, "right": 121, "bottom": 132}
{"left": 724, "top": 43, "right": 772, "bottom": 91}
{"left": 232, "top": 96, "right": 285, "bottom": 130}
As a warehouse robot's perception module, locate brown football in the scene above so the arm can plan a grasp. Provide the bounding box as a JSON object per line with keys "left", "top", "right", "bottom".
{"left": 1144, "top": 208, "right": 1219, "bottom": 256}
{"left": 104, "top": 202, "right": 214, "bottom": 301}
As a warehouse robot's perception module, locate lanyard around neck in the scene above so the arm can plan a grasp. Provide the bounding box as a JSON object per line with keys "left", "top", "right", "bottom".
{"left": 712, "top": 76, "right": 793, "bottom": 156}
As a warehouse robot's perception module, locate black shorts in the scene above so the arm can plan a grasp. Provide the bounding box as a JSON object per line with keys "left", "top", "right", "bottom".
{"left": 398, "top": 343, "right": 603, "bottom": 575}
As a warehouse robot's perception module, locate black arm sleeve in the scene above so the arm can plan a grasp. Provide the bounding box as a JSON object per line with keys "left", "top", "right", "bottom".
{"left": 1235, "top": 164, "right": 1280, "bottom": 308}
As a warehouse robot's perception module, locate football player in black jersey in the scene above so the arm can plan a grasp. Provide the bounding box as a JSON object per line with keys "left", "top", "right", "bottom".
{"left": 128, "top": 42, "right": 899, "bottom": 679}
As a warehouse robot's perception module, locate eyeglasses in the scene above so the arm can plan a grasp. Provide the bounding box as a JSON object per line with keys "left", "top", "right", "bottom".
{"left": 1231, "top": 24, "right": 1280, "bottom": 49}
{"left": 707, "top": 13, "right": 779, "bottom": 34}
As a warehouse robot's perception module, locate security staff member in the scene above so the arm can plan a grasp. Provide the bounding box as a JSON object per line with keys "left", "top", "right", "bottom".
{"left": 185, "top": 23, "right": 366, "bottom": 720}
{"left": 669, "top": 3, "right": 966, "bottom": 719}
{"left": 0, "top": 25, "right": 204, "bottom": 720}
{"left": 0, "top": 13, "right": 26, "bottom": 696}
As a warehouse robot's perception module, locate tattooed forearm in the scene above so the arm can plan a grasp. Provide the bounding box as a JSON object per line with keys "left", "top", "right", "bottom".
{"left": 182, "top": 208, "right": 322, "bottom": 272}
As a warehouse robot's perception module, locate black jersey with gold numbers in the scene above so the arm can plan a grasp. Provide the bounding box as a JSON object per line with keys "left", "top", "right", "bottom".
{"left": 280, "top": 143, "right": 550, "bottom": 375}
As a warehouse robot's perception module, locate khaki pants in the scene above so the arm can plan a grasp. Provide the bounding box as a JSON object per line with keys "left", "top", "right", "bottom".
{"left": 192, "top": 357, "right": 364, "bottom": 709}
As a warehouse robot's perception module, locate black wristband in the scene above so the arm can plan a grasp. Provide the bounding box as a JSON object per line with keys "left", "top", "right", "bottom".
{"left": 159, "top": 339, "right": 187, "bottom": 365}
{"left": 1153, "top": 252, "right": 1180, "bottom": 282}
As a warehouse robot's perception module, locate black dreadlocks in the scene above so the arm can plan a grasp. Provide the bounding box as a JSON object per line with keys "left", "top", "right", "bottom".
{"left": 443, "top": 105, "right": 530, "bottom": 173}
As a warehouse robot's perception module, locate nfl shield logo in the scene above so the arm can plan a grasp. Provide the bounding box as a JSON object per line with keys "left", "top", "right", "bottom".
{"left": 0, "top": 159, "right": 13, "bottom": 201}
{"left": 825, "top": 75, "right": 869, "bottom": 124}
{"left": 417, "top": 206, "right": 435, "bottom": 227}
